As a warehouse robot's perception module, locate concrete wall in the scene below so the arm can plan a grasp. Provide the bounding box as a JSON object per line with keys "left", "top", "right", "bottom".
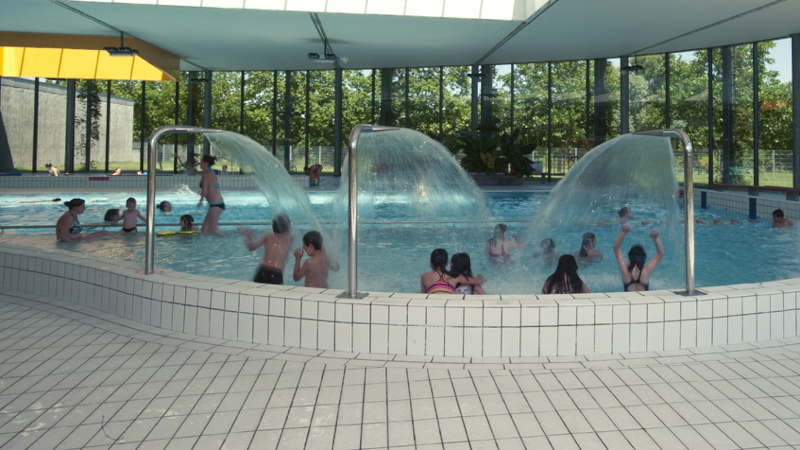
{"left": 0, "top": 77, "right": 135, "bottom": 171}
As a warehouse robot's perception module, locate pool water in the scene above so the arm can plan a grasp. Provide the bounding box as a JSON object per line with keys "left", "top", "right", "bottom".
{"left": 1, "top": 190, "right": 797, "bottom": 294}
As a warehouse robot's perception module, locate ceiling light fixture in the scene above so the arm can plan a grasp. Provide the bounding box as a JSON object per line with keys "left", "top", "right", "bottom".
{"left": 104, "top": 32, "right": 138, "bottom": 57}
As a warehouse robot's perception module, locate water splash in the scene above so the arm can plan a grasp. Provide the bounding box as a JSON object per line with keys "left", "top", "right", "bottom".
{"left": 206, "top": 131, "right": 322, "bottom": 232}
{"left": 333, "top": 127, "right": 490, "bottom": 223}
{"left": 521, "top": 133, "right": 683, "bottom": 292}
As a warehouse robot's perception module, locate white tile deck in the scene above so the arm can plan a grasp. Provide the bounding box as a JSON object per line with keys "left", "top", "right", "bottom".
{"left": 2, "top": 288, "right": 800, "bottom": 449}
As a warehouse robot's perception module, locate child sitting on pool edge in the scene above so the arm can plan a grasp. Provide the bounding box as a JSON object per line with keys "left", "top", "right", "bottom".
{"left": 292, "top": 231, "right": 339, "bottom": 288}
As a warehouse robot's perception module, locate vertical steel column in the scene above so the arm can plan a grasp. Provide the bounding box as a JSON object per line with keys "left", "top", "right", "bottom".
{"left": 32, "top": 78, "right": 39, "bottom": 173}
{"left": 105, "top": 80, "right": 111, "bottom": 173}
{"left": 65, "top": 80, "right": 75, "bottom": 172}
{"left": 792, "top": 34, "right": 800, "bottom": 188}
{"left": 334, "top": 67, "right": 343, "bottom": 176}
{"left": 635, "top": 129, "right": 695, "bottom": 295}
{"left": 140, "top": 81, "right": 146, "bottom": 171}
{"left": 753, "top": 43, "right": 760, "bottom": 186}
{"left": 284, "top": 71, "right": 293, "bottom": 170}
{"left": 341, "top": 125, "right": 367, "bottom": 299}
{"left": 620, "top": 56, "right": 630, "bottom": 134}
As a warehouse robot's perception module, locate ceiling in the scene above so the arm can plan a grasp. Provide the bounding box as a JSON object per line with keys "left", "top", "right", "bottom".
{"left": 2, "top": 0, "right": 800, "bottom": 74}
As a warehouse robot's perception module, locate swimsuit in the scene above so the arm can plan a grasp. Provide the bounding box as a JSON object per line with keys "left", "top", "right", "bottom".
{"left": 254, "top": 265, "right": 283, "bottom": 284}
{"left": 425, "top": 273, "right": 455, "bottom": 294}
{"left": 123, "top": 226, "right": 137, "bottom": 232}
{"left": 455, "top": 284, "right": 473, "bottom": 295}
{"left": 624, "top": 269, "right": 649, "bottom": 291}
{"left": 487, "top": 241, "right": 510, "bottom": 263}
{"left": 68, "top": 215, "right": 82, "bottom": 234}
{"left": 208, "top": 202, "right": 226, "bottom": 210}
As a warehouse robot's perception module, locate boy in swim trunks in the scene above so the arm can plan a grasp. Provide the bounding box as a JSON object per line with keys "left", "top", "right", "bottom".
{"left": 292, "top": 231, "right": 339, "bottom": 288}
{"left": 115, "top": 197, "right": 148, "bottom": 232}
{"left": 240, "top": 213, "right": 293, "bottom": 284}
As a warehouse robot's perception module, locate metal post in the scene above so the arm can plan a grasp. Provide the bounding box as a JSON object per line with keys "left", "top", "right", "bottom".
{"left": 341, "top": 125, "right": 369, "bottom": 299}
{"left": 145, "top": 126, "right": 222, "bottom": 274}
{"left": 634, "top": 129, "right": 695, "bottom": 295}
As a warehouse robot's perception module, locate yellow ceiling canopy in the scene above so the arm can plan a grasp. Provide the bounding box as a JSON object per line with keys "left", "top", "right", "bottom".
{"left": 0, "top": 33, "right": 179, "bottom": 81}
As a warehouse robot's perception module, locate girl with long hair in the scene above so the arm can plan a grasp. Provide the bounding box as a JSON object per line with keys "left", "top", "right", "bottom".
{"left": 541, "top": 254, "right": 590, "bottom": 294}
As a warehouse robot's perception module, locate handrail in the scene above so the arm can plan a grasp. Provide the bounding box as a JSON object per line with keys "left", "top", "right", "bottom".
{"left": 145, "top": 126, "right": 222, "bottom": 274}
{"left": 633, "top": 129, "right": 695, "bottom": 295}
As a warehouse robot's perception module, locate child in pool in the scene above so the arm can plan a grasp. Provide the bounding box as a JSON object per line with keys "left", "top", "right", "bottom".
{"left": 449, "top": 252, "right": 485, "bottom": 295}
{"left": 573, "top": 232, "right": 603, "bottom": 263}
{"left": 119, "top": 197, "right": 148, "bottom": 233}
{"left": 157, "top": 201, "right": 173, "bottom": 213}
{"left": 292, "top": 231, "right": 339, "bottom": 288}
{"left": 532, "top": 237, "right": 558, "bottom": 264}
{"left": 104, "top": 208, "right": 121, "bottom": 223}
{"left": 541, "top": 254, "right": 591, "bottom": 294}
{"left": 180, "top": 214, "right": 198, "bottom": 232}
{"left": 485, "top": 223, "right": 524, "bottom": 264}
{"left": 241, "top": 213, "right": 293, "bottom": 284}
{"left": 421, "top": 248, "right": 484, "bottom": 294}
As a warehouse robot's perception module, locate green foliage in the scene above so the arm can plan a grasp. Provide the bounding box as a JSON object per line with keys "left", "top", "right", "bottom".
{"left": 448, "top": 123, "right": 500, "bottom": 174}
{"left": 498, "top": 128, "right": 535, "bottom": 176}
{"left": 447, "top": 123, "right": 534, "bottom": 176}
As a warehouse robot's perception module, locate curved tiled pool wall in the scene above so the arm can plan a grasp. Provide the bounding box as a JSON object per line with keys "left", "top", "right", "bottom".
{"left": 1, "top": 186, "right": 799, "bottom": 357}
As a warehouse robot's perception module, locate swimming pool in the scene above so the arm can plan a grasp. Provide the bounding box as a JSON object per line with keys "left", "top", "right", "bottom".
{"left": 1, "top": 189, "right": 795, "bottom": 295}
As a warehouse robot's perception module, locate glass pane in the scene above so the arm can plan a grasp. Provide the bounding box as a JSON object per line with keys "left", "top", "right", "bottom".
{"left": 511, "top": 63, "right": 549, "bottom": 172}
{"left": 732, "top": 44, "right": 755, "bottom": 185}
{"left": 759, "top": 38, "right": 793, "bottom": 187}
{"left": 407, "top": 67, "right": 442, "bottom": 140}
{"left": 552, "top": 60, "right": 590, "bottom": 173}
{"left": 629, "top": 54, "right": 666, "bottom": 132}
{"left": 670, "top": 50, "right": 710, "bottom": 185}
{"left": 441, "top": 66, "right": 471, "bottom": 139}
{"left": 493, "top": 64, "right": 512, "bottom": 134}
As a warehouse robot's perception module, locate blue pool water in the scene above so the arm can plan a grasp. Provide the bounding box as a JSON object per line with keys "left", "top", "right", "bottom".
{"left": 1, "top": 190, "right": 797, "bottom": 294}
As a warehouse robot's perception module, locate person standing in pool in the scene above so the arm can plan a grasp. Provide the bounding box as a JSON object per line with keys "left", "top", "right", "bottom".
{"left": 292, "top": 231, "right": 339, "bottom": 288}
{"left": 613, "top": 223, "right": 664, "bottom": 291}
{"left": 573, "top": 232, "right": 602, "bottom": 263}
{"left": 116, "top": 197, "right": 148, "bottom": 233}
{"left": 56, "top": 199, "right": 111, "bottom": 242}
{"left": 485, "top": 223, "right": 524, "bottom": 264}
{"left": 772, "top": 209, "right": 794, "bottom": 228}
{"left": 240, "top": 213, "right": 293, "bottom": 285}
{"left": 198, "top": 154, "right": 225, "bottom": 236}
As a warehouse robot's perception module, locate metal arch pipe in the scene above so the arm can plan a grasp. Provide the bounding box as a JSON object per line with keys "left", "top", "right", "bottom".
{"left": 633, "top": 128, "right": 695, "bottom": 295}
{"left": 145, "top": 125, "right": 222, "bottom": 275}
{"left": 343, "top": 125, "right": 366, "bottom": 298}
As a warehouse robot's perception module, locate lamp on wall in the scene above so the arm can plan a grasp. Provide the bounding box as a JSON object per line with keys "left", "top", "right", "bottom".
{"left": 104, "top": 32, "right": 138, "bottom": 57}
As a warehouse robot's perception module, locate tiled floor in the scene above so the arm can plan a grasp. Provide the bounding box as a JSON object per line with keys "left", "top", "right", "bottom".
{"left": 3, "top": 289, "right": 800, "bottom": 449}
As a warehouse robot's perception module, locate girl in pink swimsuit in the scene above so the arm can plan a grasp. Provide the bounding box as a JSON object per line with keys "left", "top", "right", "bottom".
{"left": 421, "top": 249, "right": 484, "bottom": 295}
{"left": 485, "top": 223, "right": 524, "bottom": 264}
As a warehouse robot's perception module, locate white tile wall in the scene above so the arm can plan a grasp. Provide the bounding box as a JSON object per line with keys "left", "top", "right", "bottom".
{"left": 4, "top": 188, "right": 800, "bottom": 358}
